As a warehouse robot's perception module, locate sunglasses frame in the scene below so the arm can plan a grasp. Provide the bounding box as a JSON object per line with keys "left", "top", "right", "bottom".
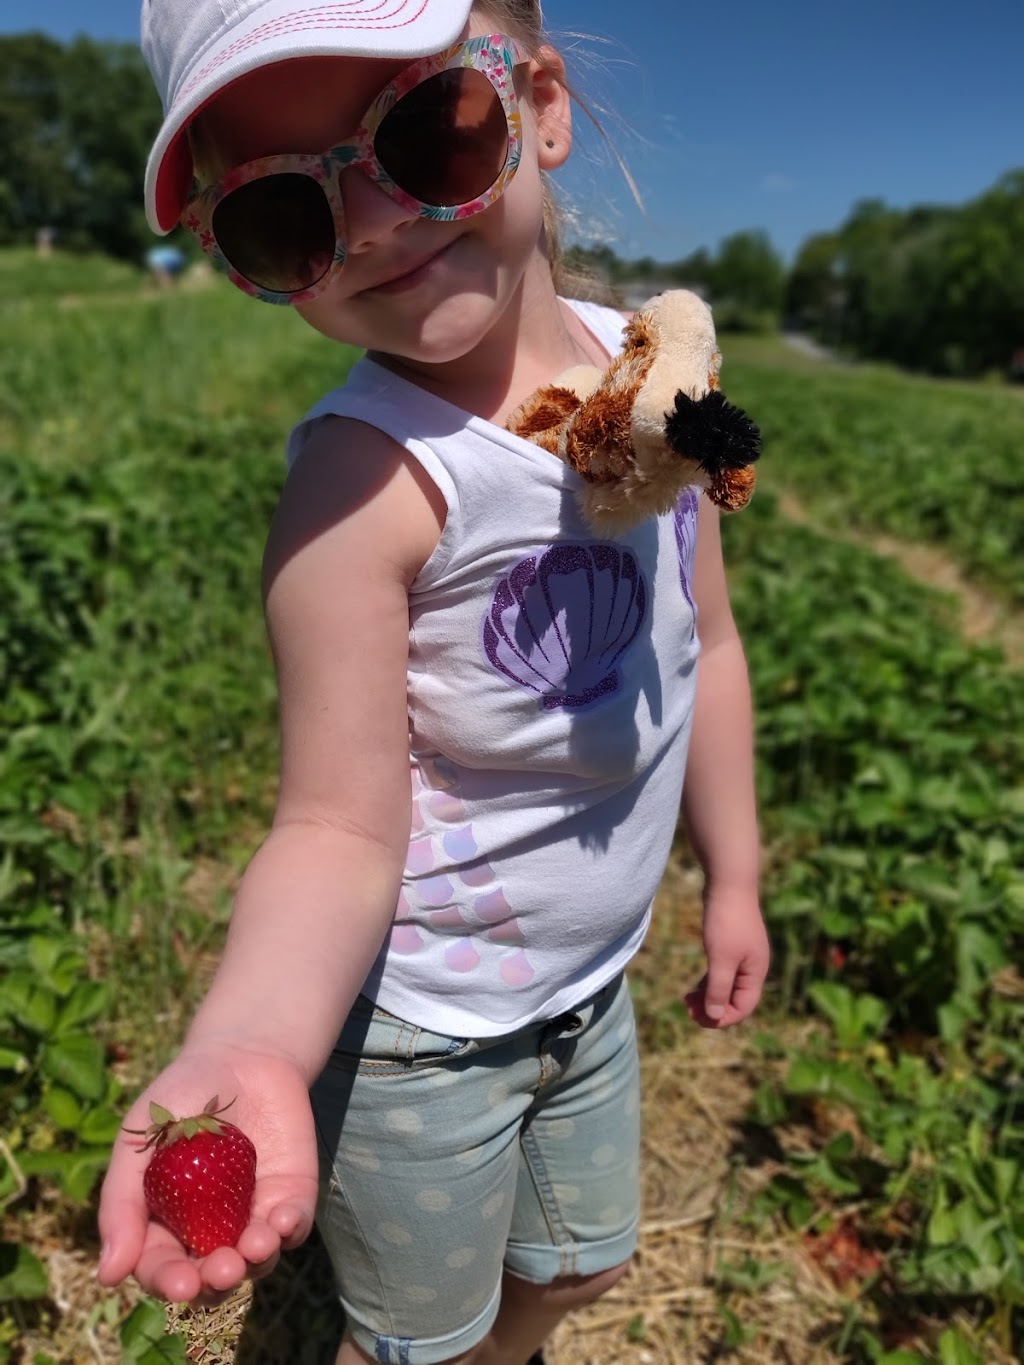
{"left": 181, "top": 33, "right": 529, "bottom": 305}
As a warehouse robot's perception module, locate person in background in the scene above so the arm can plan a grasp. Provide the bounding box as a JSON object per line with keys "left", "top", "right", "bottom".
{"left": 144, "top": 242, "right": 186, "bottom": 287}
{"left": 98, "top": 3, "right": 770, "bottom": 1362}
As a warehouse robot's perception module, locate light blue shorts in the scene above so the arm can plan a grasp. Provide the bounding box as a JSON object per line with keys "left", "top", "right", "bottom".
{"left": 309, "top": 972, "right": 641, "bottom": 1365}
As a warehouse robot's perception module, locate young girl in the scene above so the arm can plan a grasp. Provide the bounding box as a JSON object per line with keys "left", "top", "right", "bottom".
{"left": 98, "top": 2, "right": 770, "bottom": 1361}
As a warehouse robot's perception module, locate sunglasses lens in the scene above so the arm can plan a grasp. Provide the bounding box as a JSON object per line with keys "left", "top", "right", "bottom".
{"left": 376, "top": 68, "right": 509, "bottom": 206}
{"left": 212, "top": 173, "right": 336, "bottom": 294}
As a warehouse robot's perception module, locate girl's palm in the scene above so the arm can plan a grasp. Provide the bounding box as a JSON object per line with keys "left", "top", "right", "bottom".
{"left": 98, "top": 1047, "right": 319, "bottom": 1302}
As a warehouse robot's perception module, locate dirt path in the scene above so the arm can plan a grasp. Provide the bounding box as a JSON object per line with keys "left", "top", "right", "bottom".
{"left": 777, "top": 491, "right": 1024, "bottom": 669}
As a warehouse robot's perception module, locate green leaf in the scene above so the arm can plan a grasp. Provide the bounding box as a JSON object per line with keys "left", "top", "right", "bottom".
{"left": 14, "top": 1145, "right": 107, "bottom": 1201}
{"left": 136, "top": 1337, "right": 188, "bottom": 1365}
{"left": 955, "top": 923, "right": 1007, "bottom": 998}
{"left": 0, "top": 1241, "right": 49, "bottom": 1302}
{"left": 0, "top": 1045, "right": 30, "bottom": 1073}
{"left": 927, "top": 1193, "right": 957, "bottom": 1246}
{"left": 55, "top": 980, "right": 110, "bottom": 1032}
{"left": 808, "top": 981, "right": 888, "bottom": 1046}
{"left": 937, "top": 1000, "right": 971, "bottom": 1045}
{"left": 27, "top": 935, "right": 64, "bottom": 978}
{"left": 2, "top": 971, "right": 58, "bottom": 1036}
{"left": 79, "top": 1105, "right": 123, "bottom": 1145}
{"left": 120, "top": 1299, "right": 167, "bottom": 1356}
{"left": 42, "top": 1085, "right": 83, "bottom": 1130}
{"left": 42, "top": 1033, "right": 105, "bottom": 1099}
{"left": 990, "top": 1157, "right": 1020, "bottom": 1207}
{"left": 823, "top": 1131, "right": 856, "bottom": 1162}
{"left": 64, "top": 1150, "right": 109, "bottom": 1203}
{"left": 786, "top": 1053, "right": 880, "bottom": 1109}
{"left": 937, "top": 1329, "right": 983, "bottom": 1365}
{"left": 786, "top": 1054, "right": 830, "bottom": 1095}
{"left": 716, "top": 1304, "right": 751, "bottom": 1349}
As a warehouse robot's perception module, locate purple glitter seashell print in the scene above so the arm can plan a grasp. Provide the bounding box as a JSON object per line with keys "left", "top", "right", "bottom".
{"left": 674, "top": 488, "right": 699, "bottom": 627}
{"left": 482, "top": 543, "right": 648, "bottom": 709}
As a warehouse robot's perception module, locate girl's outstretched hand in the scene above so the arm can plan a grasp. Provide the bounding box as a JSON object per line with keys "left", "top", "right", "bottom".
{"left": 97, "top": 1045, "right": 319, "bottom": 1303}
{"left": 684, "top": 886, "right": 770, "bottom": 1029}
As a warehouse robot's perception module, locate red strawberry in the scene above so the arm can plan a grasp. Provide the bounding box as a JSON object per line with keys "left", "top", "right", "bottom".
{"left": 126, "top": 1095, "right": 256, "bottom": 1256}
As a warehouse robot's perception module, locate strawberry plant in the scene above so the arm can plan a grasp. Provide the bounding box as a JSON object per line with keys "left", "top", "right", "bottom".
{"left": 4, "top": 286, "right": 1022, "bottom": 1358}
{"left": 0, "top": 291, "right": 354, "bottom": 1231}
{"left": 724, "top": 348, "right": 1024, "bottom": 602}
{"left": 720, "top": 490, "right": 1023, "bottom": 1357}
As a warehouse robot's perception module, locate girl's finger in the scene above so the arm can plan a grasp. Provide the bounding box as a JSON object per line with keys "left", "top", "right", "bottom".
{"left": 701, "top": 962, "right": 738, "bottom": 1021}
{"left": 198, "top": 1245, "right": 249, "bottom": 1294}
{"left": 235, "top": 1217, "right": 282, "bottom": 1266}
{"left": 134, "top": 1232, "right": 204, "bottom": 1302}
{"left": 96, "top": 1191, "right": 149, "bottom": 1287}
{"left": 266, "top": 1199, "right": 315, "bottom": 1249}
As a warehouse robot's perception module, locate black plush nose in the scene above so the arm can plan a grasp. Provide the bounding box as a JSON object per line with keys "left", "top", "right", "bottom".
{"left": 664, "top": 389, "right": 762, "bottom": 474}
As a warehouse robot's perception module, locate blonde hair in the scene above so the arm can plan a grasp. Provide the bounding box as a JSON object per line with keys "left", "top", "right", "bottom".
{"left": 477, "top": 0, "right": 623, "bottom": 302}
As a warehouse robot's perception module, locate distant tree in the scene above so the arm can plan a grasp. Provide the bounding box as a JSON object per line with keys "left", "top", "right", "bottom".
{"left": 666, "top": 247, "right": 714, "bottom": 290}
{"left": 563, "top": 241, "right": 624, "bottom": 283}
{"left": 798, "top": 178, "right": 1024, "bottom": 375}
{"left": 709, "top": 229, "right": 786, "bottom": 328}
{"left": 0, "top": 33, "right": 162, "bottom": 261}
{"left": 938, "top": 170, "right": 1024, "bottom": 373}
{"left": 784, "top": 231, "right": 841, "bottom": 335}
{"left": 0, "top": 33, "right": 65, "bottom": 242}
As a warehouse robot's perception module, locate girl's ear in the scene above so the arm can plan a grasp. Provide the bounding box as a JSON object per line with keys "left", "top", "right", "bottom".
{"left": 528, "top": 45, "right": 572, "bottom": 169}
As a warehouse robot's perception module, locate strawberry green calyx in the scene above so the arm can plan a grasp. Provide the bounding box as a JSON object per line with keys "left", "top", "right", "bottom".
{"left": 126, "top": 1094, "right": 239, "bottom": 1152}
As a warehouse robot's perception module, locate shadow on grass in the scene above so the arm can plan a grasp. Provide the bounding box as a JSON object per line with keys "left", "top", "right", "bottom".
{"left": 235, "top": 1224, "right": 345, "bottom": 1365}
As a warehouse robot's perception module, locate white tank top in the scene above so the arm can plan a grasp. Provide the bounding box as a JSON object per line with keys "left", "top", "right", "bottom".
{"left": 286, "top": 301, "right": 701, "bottom": 1035}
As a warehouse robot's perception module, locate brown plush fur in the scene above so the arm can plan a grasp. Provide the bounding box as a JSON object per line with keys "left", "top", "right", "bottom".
{"left": 507, "top": 291, "right": 758, "bottom": 534}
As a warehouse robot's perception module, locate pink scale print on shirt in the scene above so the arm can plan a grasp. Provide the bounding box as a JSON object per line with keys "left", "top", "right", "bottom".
{"left": 499, "top": 951, "right": 535, "bottom": 987}
{"left": 390, "top": 889, "right": 424, "bottom": 955}
{"left": 392, "top": 765, "right": 536, "bottom": 985}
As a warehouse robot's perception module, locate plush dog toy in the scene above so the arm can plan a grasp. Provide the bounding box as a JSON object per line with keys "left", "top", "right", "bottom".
{"left": 507, "top": 290, "right": 762, "bottom": 534}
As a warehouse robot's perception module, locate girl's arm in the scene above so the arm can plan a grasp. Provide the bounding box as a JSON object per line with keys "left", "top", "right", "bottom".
{"left": 98, "top": 419, "right": 444, "bottom": 1299}
{"left": 680, "top": 497, "right": 769, "bottom": 1027}
{"left": 183, "top": 416, "right": 446, "bottom": 1080}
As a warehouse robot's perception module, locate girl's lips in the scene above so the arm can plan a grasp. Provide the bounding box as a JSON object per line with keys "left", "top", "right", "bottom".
{"left": 364, "top": 242, "right": 453, "bottom": 295}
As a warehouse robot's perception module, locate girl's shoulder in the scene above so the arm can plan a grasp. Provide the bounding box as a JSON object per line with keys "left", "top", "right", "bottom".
{"left": 266, "top": 413, "right": 445, "bottom": 597}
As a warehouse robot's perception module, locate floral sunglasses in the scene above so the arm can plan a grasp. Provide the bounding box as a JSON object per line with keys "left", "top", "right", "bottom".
{"left": 181, "top": 33, "right": 529, "bottom": 305}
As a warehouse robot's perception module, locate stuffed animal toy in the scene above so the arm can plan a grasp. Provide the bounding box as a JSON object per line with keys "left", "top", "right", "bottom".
{"left": 507, "top": 290, "right": 762, "bottom": 534}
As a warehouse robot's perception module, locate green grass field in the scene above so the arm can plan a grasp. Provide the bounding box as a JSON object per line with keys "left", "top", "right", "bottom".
{"left": 1, "top": 257, "right": 1021, "bottom": 1364}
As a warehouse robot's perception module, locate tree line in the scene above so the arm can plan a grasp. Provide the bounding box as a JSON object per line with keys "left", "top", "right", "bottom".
{"left": 568, "top": 169, "right": 1024, "bottom": 379}
{"left": 0, "top": 33, "right": 162, "bottom": 262}
{"left": 2, "top": 33, "right": 1020, "bottom": 378}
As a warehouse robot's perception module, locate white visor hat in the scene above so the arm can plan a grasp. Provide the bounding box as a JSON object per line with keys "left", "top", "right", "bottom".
{"left": 141, "top": 0, "right": 480, "bottom": 234}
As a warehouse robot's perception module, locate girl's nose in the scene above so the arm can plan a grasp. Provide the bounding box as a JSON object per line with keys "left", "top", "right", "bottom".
{"left": 339, "top": 166, "right": 418, "bottom": 254}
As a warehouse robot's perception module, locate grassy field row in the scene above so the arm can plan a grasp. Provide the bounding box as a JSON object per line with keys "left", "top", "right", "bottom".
{"left": 1, "top": 263, "right": 1021, "bottom": 1362}
{"left": 722, "top": 335, "right": 1024, "bottom": 603}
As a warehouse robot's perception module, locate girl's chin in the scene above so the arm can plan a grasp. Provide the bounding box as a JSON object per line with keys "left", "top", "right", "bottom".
{"left": 376, "top": 295, "right": 508, "bottom": 361}
{"left": 297, "top": 264, "right": 518, "bottom": 359}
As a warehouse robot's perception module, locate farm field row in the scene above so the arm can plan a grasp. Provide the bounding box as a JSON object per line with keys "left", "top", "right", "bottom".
{"left": 1, "top": 276, "right": 1020, "bottom": 1363}
{"left": 723, "top": 334, "right": 1024, "bottom": 604}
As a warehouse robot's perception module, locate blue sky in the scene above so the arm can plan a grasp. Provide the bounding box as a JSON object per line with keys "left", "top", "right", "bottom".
{"left": 6, "top": 1, "right": 1023, "bottom": 263}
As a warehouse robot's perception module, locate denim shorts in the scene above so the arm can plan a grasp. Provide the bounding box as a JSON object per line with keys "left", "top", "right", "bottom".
{"left": 309, "top": 971, "right": 641, "bottom": 1365}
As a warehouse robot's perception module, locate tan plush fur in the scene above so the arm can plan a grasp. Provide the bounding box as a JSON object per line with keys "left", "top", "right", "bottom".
{"left": 507, "top": 291, "right": 758, "bottom": 534}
